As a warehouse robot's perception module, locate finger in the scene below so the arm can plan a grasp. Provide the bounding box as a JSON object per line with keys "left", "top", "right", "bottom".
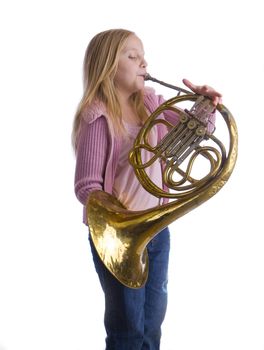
{"left": 208, "top": 90, "right": 222, "bottom": 98}
{"left": 212, "top": 96, "right": 223, "bottom": 106}
{"left": 182, "top": 78, "right": 198, "bottom": 92}
{"left": 183, "top": 79, "right": 223, "bottom": 105}
{"left": 201, "top": 85, "right": 222, "bottom": 98}
{"left": 212, "top": 97, "right": 219, "bottom": 107}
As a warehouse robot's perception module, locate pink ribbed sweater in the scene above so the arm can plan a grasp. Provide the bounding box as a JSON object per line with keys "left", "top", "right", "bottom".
{"left": 74, "top": 87, "right": 215, "bottom": 224}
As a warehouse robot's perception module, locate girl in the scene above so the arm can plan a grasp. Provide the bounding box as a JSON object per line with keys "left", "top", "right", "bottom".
{"left": 72, "top": 29, "right": 222, "bottom": 350}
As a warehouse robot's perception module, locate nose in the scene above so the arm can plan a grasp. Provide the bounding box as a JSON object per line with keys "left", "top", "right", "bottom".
{"left": 141, "top": 58, "right": 147, "bottom": 68}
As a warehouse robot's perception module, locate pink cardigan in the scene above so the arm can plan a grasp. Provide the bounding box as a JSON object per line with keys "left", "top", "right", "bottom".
{"left": 74, "top": 88, "right": 215, "bottom": 224}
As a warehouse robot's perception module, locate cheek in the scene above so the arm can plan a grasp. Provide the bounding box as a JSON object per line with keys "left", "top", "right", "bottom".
{"left": 114, "top": 70, "right": 124, "bottom": 86}
{"left": 114, "top": 60, "right": 139, "bottom": 88}
{"left": 118, "top": 60, "right": 136, "bottom": 75}
{"left": 115, "top": 68, "right": 134, "bottom": 85}
{"left": 115, "top": 64, "right": 129, "bottom": 81}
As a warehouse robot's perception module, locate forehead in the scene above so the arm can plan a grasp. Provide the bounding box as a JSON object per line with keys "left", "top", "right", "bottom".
{"left": 122, "top": 35, "right": 145, "bottom": 54}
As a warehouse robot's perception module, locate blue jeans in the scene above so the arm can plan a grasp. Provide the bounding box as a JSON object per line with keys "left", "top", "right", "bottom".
{"left": 89, "top": 227, "right": 170, "bottom": 350}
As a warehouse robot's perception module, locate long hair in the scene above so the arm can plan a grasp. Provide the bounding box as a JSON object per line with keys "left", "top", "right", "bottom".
{"left": 72, "top": 29, "right": 148, "bottom": 151}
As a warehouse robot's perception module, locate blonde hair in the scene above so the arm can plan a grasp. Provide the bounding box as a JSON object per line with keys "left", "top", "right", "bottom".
{"left": 72, "top": 28, "right": 148, "bottom": 151}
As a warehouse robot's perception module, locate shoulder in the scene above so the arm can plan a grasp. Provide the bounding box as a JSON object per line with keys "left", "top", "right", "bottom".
{"left": 143, "top": 87, "right": 165, "bottom": 113}
{"left": 77, "top": 101, "right": 109, "bottom": 147}
{"left": 81, "top": 100, "right": 107, "bottom": 124}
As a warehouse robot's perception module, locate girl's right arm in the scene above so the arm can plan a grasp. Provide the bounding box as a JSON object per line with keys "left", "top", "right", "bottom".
{"left": 74, "top": 116, "right": 108, "bottom": 206}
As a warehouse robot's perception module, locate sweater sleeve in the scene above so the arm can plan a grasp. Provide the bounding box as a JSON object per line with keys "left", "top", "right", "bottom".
{"left": 157, "top": 94, "right": 181, "bottom": 125}
{"left": 74, "top": 116, "right": 108, "bottom": 205}
{"left": 144, "top": 88, "right": 180, "bottom": 125}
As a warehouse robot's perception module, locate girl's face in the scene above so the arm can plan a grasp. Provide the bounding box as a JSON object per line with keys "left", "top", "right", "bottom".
{"left": 114, "top": 34, "right": 147, "bottom": 99}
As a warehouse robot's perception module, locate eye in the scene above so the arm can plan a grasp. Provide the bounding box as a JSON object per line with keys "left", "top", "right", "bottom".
{"left": 129, "top": 55, "right": 137, "bottom": 60}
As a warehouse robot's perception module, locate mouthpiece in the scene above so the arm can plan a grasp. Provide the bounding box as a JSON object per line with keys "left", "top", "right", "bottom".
{"left": 144, "top": 73, "right": 151, "bottom": 81}
{"left": 143, "top": 74, "right": 190, "bottom": 95}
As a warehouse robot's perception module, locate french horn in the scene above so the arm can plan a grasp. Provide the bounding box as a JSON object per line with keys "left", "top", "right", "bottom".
{"left": 86, "top": 74, "right": 238, "bottom": 288}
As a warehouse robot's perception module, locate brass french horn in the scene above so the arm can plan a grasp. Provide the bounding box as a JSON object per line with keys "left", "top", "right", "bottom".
{"left": 87, "top": 74, "right": 238, "bottom": 288}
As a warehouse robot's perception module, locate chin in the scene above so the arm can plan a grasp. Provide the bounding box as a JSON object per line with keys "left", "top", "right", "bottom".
{"left": 136, "top": 81, "right": 145, "bottom": 91}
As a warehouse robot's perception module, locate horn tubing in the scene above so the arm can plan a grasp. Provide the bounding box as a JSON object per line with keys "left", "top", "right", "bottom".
{"left": 87, "top": 76, "right": 238, "bottom": 288}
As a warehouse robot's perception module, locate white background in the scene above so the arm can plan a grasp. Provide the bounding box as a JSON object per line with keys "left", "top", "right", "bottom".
{"left": 0, "top": 0, "right": 263, "bottom": 349}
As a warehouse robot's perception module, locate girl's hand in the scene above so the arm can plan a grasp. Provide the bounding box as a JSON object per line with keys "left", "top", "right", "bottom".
{"left": 182, "top": 78, "right": 222, "bottom": 107}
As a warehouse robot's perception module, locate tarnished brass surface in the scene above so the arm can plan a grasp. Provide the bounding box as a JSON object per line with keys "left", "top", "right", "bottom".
{"left": 87, "top": 77, "right": 238, "bottom": 289}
